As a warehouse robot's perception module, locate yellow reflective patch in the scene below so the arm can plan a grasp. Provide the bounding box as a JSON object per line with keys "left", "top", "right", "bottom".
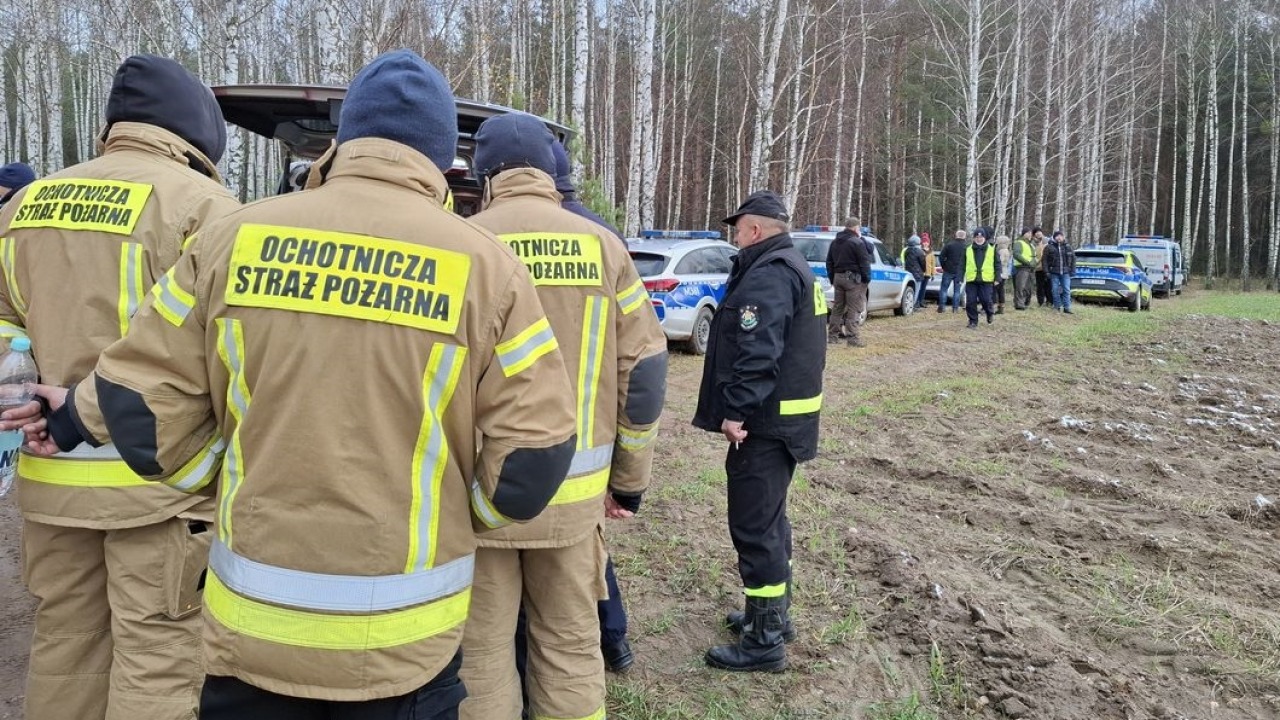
{"left": 1, "top": 237, "right": 26, "bottom": 319}
{"left": 10, "top": 179, "right": 152, "bottom": 235}
{"left": 812, "top": 280, "right": 828, "bottom": 316}
{"left": 779, "top": 393, "right": 822, "bottom": 415}
{"left": 19, "top": 456, "right": 150, "bottom": 487}
{"left": 744, "top": 582, "right": 787, "bottom": 598}
{"left": 118, "top": 243, "right": 146, "bottom": 336}
{"left": 204, "top": 572, "right": 470, "bottom": 650}
{"left": 225, "top": 224, "right": 471, "bottom": 335}
{"left": 0, "top": 320, "right": 26, "bottom": 339}
{"left": 548, "top": 467, "right": 609, "bottom": 506}
{"left": 532, "top": 708, "right": 607, "bottom": 720}
{"left": 501, "top": 232, "right": 604, "bottom": 287}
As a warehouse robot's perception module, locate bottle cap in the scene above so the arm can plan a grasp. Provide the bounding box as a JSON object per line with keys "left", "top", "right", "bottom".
{"left": 8, "top": 337, "right": 29, "bottom": 353}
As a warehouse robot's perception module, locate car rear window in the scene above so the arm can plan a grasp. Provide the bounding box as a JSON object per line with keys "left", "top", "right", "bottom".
{"left": 1075, "top": 251, "right": 1127, "bottom": 266}
{"left": 792, "top": 237, "right": 832, "bottom": 263}
{"left": 630, "top": 252, "right": 669, "bottom": 277}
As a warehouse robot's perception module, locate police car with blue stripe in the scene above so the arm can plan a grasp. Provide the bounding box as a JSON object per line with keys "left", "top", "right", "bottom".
{"left": 627, "top": 230, "right": 735, "bottom": 354}
{"left": 791, "top": 225, "right": 918, "bottom": 321}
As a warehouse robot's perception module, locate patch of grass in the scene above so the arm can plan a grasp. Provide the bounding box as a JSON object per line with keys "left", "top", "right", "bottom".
{"left": 952, "top": 456, "right": 1010, "bottom": 478}
{"left": 803, "top": 526, "right": 845, "bottom": 568}
{"left": 820, "top": 604, "right": 866, "bottom": 645}
{"left": 1176, "top": 290, "right": 1280, "bottom": 322}
{"left": 654, "top": 467, "right": 725, "bottom": 503}
{"left": 637, "top": 606, "right": 685, "bottom": 637}
{"left": 607, "top": 681, "right": 690, "bottom": 719}
{"left": 928, "top": 641, "right": 971, "bottom": 710}
{"left": 1035, "top": 310, "right": 1162, "bottom": 349}
{"left": 865, "top": 693, "right": 939, "bottom": 720}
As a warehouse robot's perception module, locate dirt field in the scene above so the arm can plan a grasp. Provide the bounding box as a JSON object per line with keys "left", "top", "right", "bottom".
{"left": 1, "top": 289, "right": 1278, "bottom": 719}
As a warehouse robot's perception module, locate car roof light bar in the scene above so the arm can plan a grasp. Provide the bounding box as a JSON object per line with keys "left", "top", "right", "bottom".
{"left": 639, "top": 229, "right": 723, "bottom": 239}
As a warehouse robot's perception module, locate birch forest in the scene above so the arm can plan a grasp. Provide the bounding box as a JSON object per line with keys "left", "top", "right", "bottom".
{"left": 3, "top": 0, "right": 1280, "bottom": 288}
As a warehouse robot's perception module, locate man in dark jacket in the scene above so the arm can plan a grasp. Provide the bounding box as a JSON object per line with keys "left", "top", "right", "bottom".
{"left": 824, "top": 217, "right": 870, "bottom": 346}
{"left": 552, "top": 141, "right": 621, "bottom": 237}
{"left": 938, "top": 229, "right": 968, "bottom": 313}
{"left": 964, "top": 228, "right": 998, "bottom": 328}
{"left": 696, "top": 190, "right": 825, "bottom": 673}
{"left": 903, "top": 235, "right": 927, "bottom": 309}
{"left": 1043, "top": 230, "right": 1075, "bottom": 313}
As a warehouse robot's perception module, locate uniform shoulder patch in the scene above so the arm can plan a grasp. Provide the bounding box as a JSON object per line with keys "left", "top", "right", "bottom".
{"left": 739, "top": 305, "right": 759, "bottom": 331}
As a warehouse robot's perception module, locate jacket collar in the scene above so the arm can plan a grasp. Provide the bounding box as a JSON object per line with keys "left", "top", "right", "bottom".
{"left": 484, "top": 167, "right": 563, "bottom": 210}
{"left": 99, "top": 121, "right": 224, "bottom": 183}
{"left": 310, "top": 138, "right": 451, "bottom": 207}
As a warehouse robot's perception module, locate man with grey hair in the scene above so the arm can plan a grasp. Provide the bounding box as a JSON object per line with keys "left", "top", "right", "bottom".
{"left": 823, "top": 216, "right": 871, "bottom": 347}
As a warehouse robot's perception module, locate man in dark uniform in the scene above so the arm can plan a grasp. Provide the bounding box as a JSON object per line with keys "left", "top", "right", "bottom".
{"left": 694, "top": 190, "right": 826, "bottom": 673}
{"left": 824, "top": 217, "right": 870, "bottom": 347}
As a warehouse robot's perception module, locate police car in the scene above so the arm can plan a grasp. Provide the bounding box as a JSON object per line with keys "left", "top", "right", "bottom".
{"left": 1071, "top": 247, "right": 1153, "bottom": 312}
{"left": 627, "top": 230, "right": 735, "bottom": 354}
{"left": 791, "top": 226, "right": 918, "bottom": 321}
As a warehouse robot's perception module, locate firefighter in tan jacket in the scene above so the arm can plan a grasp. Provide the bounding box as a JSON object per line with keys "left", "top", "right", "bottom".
{"left": 0, "top": 55, "right": 237, "bottom": 720}
{"left": 28, "top": 51, "right": 578, "bottom": 719}
{"left": 460, "top": 114, "right": 668, "bottom": 720}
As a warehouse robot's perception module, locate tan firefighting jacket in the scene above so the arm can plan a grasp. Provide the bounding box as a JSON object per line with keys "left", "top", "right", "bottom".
{"left": 0, "top": 122, "right": 237, "bottom": 529}
{"left": 468, "top": 168, "right": 667, "bottom": 548}
{"left": 64, "top": 138, "right": 577, "bottom": 700}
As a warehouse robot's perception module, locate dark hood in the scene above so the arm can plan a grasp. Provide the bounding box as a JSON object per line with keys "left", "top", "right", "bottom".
{"left": 552, "top": 141, "right": 576, "bottom": 197}
{"left": 106, "top": 54, "right": 227, "bottom": 164}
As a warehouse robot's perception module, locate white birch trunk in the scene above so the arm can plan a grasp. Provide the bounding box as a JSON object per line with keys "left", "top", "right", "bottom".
{"left": 962, "top": 0, "right": 982, "bottom": 229}
{"left": 569, "top": 0, "right": 589, "bottom": 181}
{"left": 1270, "top": 31, "right": 1280, "bottom": 289}
{"left": 1239, "top": 2, "right": 1251, "bottom": 289}
{"left": 1206, "top": 19, "right": 1220, "bottom": 287}
{"left": 1150, "top": 6, "right": 1169, "bottom": 234}
{"left": 748, "top": 0, "right": 789, "bottom": 190}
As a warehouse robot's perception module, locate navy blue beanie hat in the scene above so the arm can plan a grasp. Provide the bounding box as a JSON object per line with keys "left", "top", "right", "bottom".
{"left": 0, "top": 163, "right": 35, "bottom": 191}
{"left": 473, "top": 113, "right": 557, "bottom": 179}
{"left": 551, "top": 141, "right": 575, "bottom": 194}
{"left": 337, "top": 50, "right": 458, "bottom": 171}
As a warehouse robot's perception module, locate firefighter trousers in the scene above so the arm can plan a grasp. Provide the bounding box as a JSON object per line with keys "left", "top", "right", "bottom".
{"left": 460, "top": 531, "right": 608, "bottom": 720}
{"left": 726, "top": 435, "right": 795, "bottom": 593}
{"left": 22, "top": 512, "right": 212, "bottom": 720}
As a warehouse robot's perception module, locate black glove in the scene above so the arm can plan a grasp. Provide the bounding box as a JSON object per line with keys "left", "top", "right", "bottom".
{"left": 611, "top": 491, "right": 642, "bottom": 514}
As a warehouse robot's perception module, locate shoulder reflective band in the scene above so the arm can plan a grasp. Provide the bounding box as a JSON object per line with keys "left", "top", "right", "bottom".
{"left": 744, "top": 582, "right": 787, "bottom": 598}
{"left": 779, "top": 394, "right": 822, "bottom": 416}
{"left": 215, "top": 318, "right": 252, "bottom": 547}
{"left": 495, "top": 317, "right": 558, "bottom": 377}
{"left": 470, "top": 479, "right": 512, "bottom": 529}
{"left": 532, "top": 707, "right": 607, "bottom": 720}
{"left": 616, "top": 425, "right": 658, "bottom": 452}
{"left": 18, "top": 456, "right": 150, "bottom": 487}
{"left": 577, "top": 296, "right": 609, "bottom": 450}
{"left": 812, "top": 280, "right": 828, "bottom": 316}
{"left": 225, "top": 223, "right": 472, "bottom": 334}
{"left": 406, "top": 343, "right": 466, "bottom": 573}
{"left": 210, "top": 539, "right": 475, "bottom": 613}
{"left": 204, "top": 572, "right": 470, "bottom": 651}
{"left": 151, "top": 271, "right": 196, "bottom": 328}
{"left": 500, "top": 232, "right": 604, "bottom": 287}
{"left": 9, "top": 179, "right": 153, "bottom": 236}
{"left": 0, "top": 320, "right": 26, "bottom": 339}
{"left": 118, "top": 243, "right": 146, "bottom": 336}
{"left": 615, "top": 278, "right": 648, "bottom": 315}
{"left": 1, "top": 237, "right": 27, "bottom": 319}
{"left": 164, "top": 435, "right": 226, "bottom": 493}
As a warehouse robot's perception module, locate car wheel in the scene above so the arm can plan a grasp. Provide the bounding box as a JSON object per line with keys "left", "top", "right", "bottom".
{"left": 687, "top": 306, "right": 713, "bottom": 355}
{"left": 1175, "top": 285, "right": 1182, "bottom": 296}
{"left": 894, "top": 285, "right": 915, "bottom": 316}
{"left": 1128, "top": 292, "right": 1140, "bottom": 312}
{"left": 1142, "top": 290, "right": 1152, "bottom": 311}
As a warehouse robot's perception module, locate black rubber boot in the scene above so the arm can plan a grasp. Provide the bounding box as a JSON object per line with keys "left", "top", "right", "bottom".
{"left": 725, "top": 587, "right": 796, "bottom": 643}
{"left": 706, "top": 596, "right": 788, "bottom": 672}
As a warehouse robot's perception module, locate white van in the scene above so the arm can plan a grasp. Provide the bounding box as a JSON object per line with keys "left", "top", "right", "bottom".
{"left": 1118, "top": 235, "right": 1185, "bottom": 297}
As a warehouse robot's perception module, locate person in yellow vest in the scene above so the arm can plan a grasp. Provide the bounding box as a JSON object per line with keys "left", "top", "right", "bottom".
{"left": 1012, "top": 227, "right": 1036, "bottom": 310}
{"left": 0, "top": 54, "right": 238, "bottom": 720}
{"left": 964, "top": 228, "right": 998, "bottom": 328}
{"left": 24, "top": 50, "right": 578, "bottom": 719}
{"left": 459, "top": 113, "right": 668, "bottom": 720}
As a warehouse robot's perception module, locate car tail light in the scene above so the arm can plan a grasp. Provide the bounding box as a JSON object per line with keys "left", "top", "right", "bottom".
{"left": 644, "top": 279, "right": 679, "bottom": 293}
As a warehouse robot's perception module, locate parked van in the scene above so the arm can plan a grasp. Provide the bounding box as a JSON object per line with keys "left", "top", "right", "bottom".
{"left": 1117, "top": 235, "right": 1184, "bottom": 297}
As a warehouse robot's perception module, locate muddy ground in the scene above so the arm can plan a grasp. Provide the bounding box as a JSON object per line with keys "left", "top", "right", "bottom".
{"left": 1, "top": 290, "right": 1278, "bottom": 719}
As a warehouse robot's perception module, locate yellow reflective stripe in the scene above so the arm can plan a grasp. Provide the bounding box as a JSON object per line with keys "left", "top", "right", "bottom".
{"left": 532, "top": 708, "right": 606, "bottom": 720}
{"left": 0, "top": 320, "right": 26, "bottom": 339}
{"left": 204, "top": 571, "right": 470, "bottom": 651}
{"left": 812, "top": 280, "right": 828, "bottom": 316}
{"left": 18, "top": 455, "right": 150, "bottom": 487}
{"left": 164, "top": 435, "right": 226, "bottom": 493}
{"left": 779, "top": 393, "right": 822, "bottom": 416}
{"left": 443, "top": 188, "right": 455, "bottom": 213}
{"left": 215, "top": 319, "right": 252, "bottom": 547}
{"left": 495, "top": 317, "right": 557, "bottom": 377}
{"left": 548, "top": 467, "right": 609, "bottom": 506}
{"left": 1, "top": 237, "right": 26, "bottom": 319}
{"left": 407, "top": 343, "right": 466, "bottom": 573}
{"left": 469, "top": 479, "right": 511, "bottom": 529}
{"left": 744, "top": 582, "right": 787, "bottom": 598}
{"left": 150, "top": 271, "right": 197, "bottom": 328}
{"left": 576, "top": 297, "right": 608, "bottom": 450}
{"left": 616, "top": 425, "right": 658, "bottom": 452}
{"left": 615, "top": 279, "right": 648, "bottom": 315}
{"left": 117, "top": 242, "right": 145, "bottom": 336}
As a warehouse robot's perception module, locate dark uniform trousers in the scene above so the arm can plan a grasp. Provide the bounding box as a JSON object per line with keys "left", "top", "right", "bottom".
{"left": 199, "top": 652, "right": 467, "bottom": 720}
{"left": 726, "top": 435, "right": 796, "bottom": 591}
{"left": 1035, "top": 270, "right": 1050, "bottom": 306}
{"left": 966, "top": 282, "right": 995, "bottom": 323}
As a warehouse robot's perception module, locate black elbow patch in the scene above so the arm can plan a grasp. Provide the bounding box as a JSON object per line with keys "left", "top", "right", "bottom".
{"left": 625, "top": 352, "right": 668, "bottom": 425}
{"left": 492, "top": 435, "right": 576, "bottom": 521}
{"left": 95, "top": 375, "right": 163, "bottom": 477}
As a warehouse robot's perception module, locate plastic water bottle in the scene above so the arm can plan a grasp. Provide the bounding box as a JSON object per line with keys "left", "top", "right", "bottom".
{"left": 0, "top": 337, "right": 36, "bottom": 497}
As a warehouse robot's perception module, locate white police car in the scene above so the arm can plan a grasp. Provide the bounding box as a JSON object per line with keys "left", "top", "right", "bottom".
{"left": 627, "top": 230, "right": 735, "bottom": 354}
{"left": 791, "top": 226, "right": 918, "bottom": 321}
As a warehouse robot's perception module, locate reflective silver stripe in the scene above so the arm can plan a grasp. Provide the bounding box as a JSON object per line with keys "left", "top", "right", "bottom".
{"left": 617, "top": 426, "right": 658, "bottom": 452}
{"left": 412, "top": 344, "right": 462, "bottom": 572}
{"left": 58, "top": 442, "right": 126, "bottom": 460}
{"left": 496, "top": 323, "right": 556, "bottom": 375}
{"left": 569, "top": 444, "right": 613, "bottom": 476}
{"left": 217, "top": 319, "right": 250, "bottom": 545}
{"left": 154, "top": 272, "right": 194, "bottom": 324}
{"left": 124, "top": 243, "right": 143, "bottom": 320}
{"left": 168, "top": 437, "right": 226, "bottom": 492}
{"left": 210, "top": 539, "right": 475, "bottom": 613}
{"left": 469, "top": 479, "right": 507, "bottom": 529}
{"left": 616, "top": 280, "right": 648, "bottom": 313}
{"left": 578, "top": 296, "right": 606, "bottom": 449}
